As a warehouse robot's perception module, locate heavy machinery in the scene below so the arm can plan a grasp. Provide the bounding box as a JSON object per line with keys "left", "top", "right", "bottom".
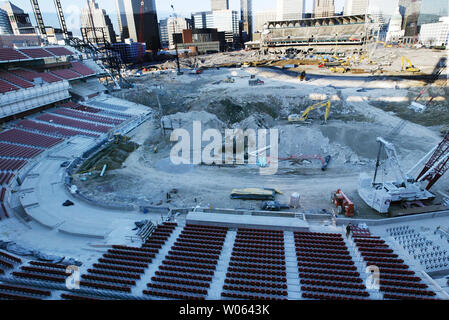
{"left": 330, "top": 66, "right": 349, "bottom": 73}
{"left": 332, "top": 189, "right": 355, "bottom": 217}
{"left": 358, "top": 134, "right": 449, "bottom": 214}
{"left": 401, "top": 56, "right": 420, "bottom": 73}
{"left": 288, "top": 101, "right": 331, "bottom": 124}
{"left": 114, "top": 134, "right": 130, "bottom": 144}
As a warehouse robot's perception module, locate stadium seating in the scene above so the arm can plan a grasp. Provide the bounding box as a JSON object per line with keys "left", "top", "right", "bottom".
{"left": 36, "top": 114, "right": 113, "bottom": 134}
{"left": 19, "top": 48, "right": 54, "bottom": 59}
{"left": 0, "top": 71, "right": 34, "bottom": 89}
{"left": 0, "top": 158, "right": 27, "bottom": 171}
{"left": 52, "top": 108, "right": 124, "bottom": 126}
{"left": 0, "top": 129, "right": 63, "bottom": 148}
{"left": 50, "top": 69, "right": 82, "bottom": 80}
{"left": 79, "top": 222, "right": 178, "bottom": 293}
{"left": 16, "top": 120, "right": 100, "bottom": 138}
{"left": 294, "top": 231, "right": 369, "bottom": 300}
{"left": 144, "top": 224, "right": 226, "bottom": 300}
{"left": 10, "top": 69, "right": 62, "bottom": 84}
{"left": 222, "top": 228, "right": 288, "bottom": 300}
{"left": 0, "top": 79, "right": 18, "bottom": 93}
{"left": 44, "top": 47, "right": 73, "bottom": 57}
{"left": 70, "top": 62, "right": 95, "bottom": 76}
{"left": 0, "top": 143, "right": 43, "bottom": 159}
{"left": 351, "top": 228, "right": 438, "bottom": 300}
{"left": 0, "top": 48, "right": 28, "bottom": 62}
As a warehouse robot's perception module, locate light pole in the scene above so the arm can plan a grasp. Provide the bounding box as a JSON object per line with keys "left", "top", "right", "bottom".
{"left": 170, "top": 3, "right": 182, "bottom": 75}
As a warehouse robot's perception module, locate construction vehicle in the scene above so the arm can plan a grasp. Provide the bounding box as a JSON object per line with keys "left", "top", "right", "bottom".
{"left": 114, "top": 134, "right": 130, "bottom": 144}
{"left": 249, "top": 79, "right": 265, "bottom": 86}
{"left": 330, "top": 66, "right": 349, "bottom": 73}
{"left": 332, "top": 189, "right": 355, "bottom": 217}
{"left": 278, "top": 154, "right": 332, "bottom": 171}
{"left": 401, "top": 56, "right": 420, "bottom": 73}
{"left": 223, "top": 77, "right": 235, "bottom": 83}
{"left": 358, "top": 134, "right": 449, "bottom": 214}
{"left": 288, "top": 101, "right": 331, "bottom": 124}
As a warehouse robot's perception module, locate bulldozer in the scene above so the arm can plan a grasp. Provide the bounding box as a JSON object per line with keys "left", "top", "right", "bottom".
{"left": 288, "top": 101, "right": 331, "bottom": 124}
{"left": 401, "top": 56, "right": 420, "bottom": 73}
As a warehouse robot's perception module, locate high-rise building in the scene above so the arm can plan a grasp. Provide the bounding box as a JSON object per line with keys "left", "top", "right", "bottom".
{"left": 399, "top": 0, "right": 448, "bottom": 43}
{"left": 211, "top": 0, "right": 229, "bottom": 11}
{"left": 192, "top": 10, "right": 240, "bottom": 46}
{"left": 254, "top": 10, "right": 277, "bottom": 32}
{"left": 314, "top": 0, "right": 335, "bottom": 18}
{"left": 344, "top": 0, "right": 369, "bottom": 16}
{"left": 0, "top": 8, "right": 12, "bottom": 35}
{"left": 115, "top": 0, "right": 129, "bottom": 41}
{"left": 386, "top": 5, "right": 405, "bottom": 42}
{"left": 81, "top": 0, "right": 116, "bottom": 44}
{"left": 0, "top": 1, "right": 35, "bottom": 35}
{"left": 419, "top": 17, "right": 449, "bottom": 47}
{"left": 240, "top": 0, "right": 253, "bottom": 42}
{"left": 277, "top": 0, "right": 306, "bottom": 21}
{"left": 123, "top": 0, "right": 160, "bottom": 50}
{"left": 159, "top": 17, "right": 192, "bottom": 49}
{"left": 417, "top": 0, "right": 448, "bottom": 26}
{"left": 398, "top": 0, "right": 421, "bottom": 43}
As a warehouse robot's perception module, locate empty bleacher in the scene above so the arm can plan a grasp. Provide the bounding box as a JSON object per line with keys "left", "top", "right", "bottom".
{"left": 0, "top": 79, "right": 18, "bottom": 93}
{"left": 44, "top": 47, "right": 73, "bottom": 57}
{"left": 36, "top": 114, "right": 113, "bottom": 134}
{"left": 10, "top": 69, "right": 62, "bottom": 84}
{"left": 63, "top": 222, "right": 178, "bottom": 296}
{"left": 0, "top": 71, "right": 34, "bottom": 89}
{"left": 295, "top": 231, "right": 370, "bottom": 300}
{"left": 0, "top": 158, "right": 27, "bottom": 172}
{"left": 0, "top": 49, "right": 29, "bottom": 62}
{"left": 0, "top": 129, "right": 63, "bottom": 148}
{"left": 70, "top": 62, "right": 95, "bottom": 76}
{"left": 52, "top": 108, "right": 124, "bottom": 126}
{"left": 222, "top": 228, "right": 288, "bottom": 300}
{"left": 61, "top": 102, "right": 100, "bottom": 114}
{"left": 50, "top": 69, "right": 82, "bottom": 80}
{"left": 0, "top": 143, "right": 43, "bottom": 159}
{"left": 351, "top": 227, "right": 438, "bottom": 300}
{"left": 16, "top": 119, "right": 100, "bottom": 139}
{"left": 144, "top": 224, "right": 228, "bottom": 300}
{"left": 18, "top": 48, "right": 54, "bottom": 59}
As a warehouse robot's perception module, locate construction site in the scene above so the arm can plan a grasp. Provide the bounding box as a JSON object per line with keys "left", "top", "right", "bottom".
{"left": 0, "top": 0, "right": 448, "bottom": 303}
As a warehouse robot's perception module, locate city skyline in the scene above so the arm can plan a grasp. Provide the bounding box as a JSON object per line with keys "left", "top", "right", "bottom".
{"left": 4, "top": 0, "right": 401, "bottom": 38}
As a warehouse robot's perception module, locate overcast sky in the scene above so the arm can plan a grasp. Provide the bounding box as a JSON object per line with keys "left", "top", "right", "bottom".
{"left": 7, "top": 0, "right": 399, "bottom": 35}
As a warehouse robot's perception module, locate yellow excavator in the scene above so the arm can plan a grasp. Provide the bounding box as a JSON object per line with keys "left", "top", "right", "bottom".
{"left": 401, "top": 56, "right": 420, "bottom": 73}
{"left": 288, "top": 101, "right": 331, "bottom": 124}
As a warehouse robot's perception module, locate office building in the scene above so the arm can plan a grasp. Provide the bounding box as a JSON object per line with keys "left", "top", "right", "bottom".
{"left": 240, "top": 0, "right": 253, "bottom": 42}
{"left": 314, "top": 0, "right": 335, "bottom": 18}
{"left": 211, "top": 0, "right": 229, "bottom": 11}
{"left": 277, "top": 0, "right": 306, "bottom": 21}
{"left": 123, "top": 0, "right": 160, "bottom": 50}
{"left": 81, "top": 0, "right": 116, "bottom": 44}
{"left": 0, "top": 1, "right": 35, "bottom": 35}
{"left": 344, "top": 0, "right": 369, "bottom": 16}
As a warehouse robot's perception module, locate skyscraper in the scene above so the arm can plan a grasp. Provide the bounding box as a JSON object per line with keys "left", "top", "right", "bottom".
{"left": 398, "top": 0, "right": 421, "bottom": 43}
{"left": 344, "top": 0, "right": 369, "bottom": 15}
{"left": 277, "top": 0, "right": 306, "bottom": 21}
{"left": 314, "top": 0, "right": 335, "bottom": 18}
{"left": 115, "top": 0, "right": 129, "bottom": 41}
{"left": 211, "top": 0, "right": 229, "bottom": 11}
{"left": 159, "top": 17, "right": 191, "bottom": 49}
{"left": 123, "top": 0, "right": 160, "bottom": 50}
{"left": 81, "top": 0, "right": 116, "bottom": 44}
{"left": 240, "top": 0, "right": 253, "bottom": 41}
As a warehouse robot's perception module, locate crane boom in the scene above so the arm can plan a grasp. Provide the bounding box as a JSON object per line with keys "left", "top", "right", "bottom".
{"left": 30, "top": 0, "right": 46, "bottom": 36}
{"left": 416, "top": 133, "right": 449, "bottom": 190}
{"left": 374, "top": 137, "right": 409, "bottom": 187}
{"left": 53, "top": 0, "right": 69, "bottom": 39}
